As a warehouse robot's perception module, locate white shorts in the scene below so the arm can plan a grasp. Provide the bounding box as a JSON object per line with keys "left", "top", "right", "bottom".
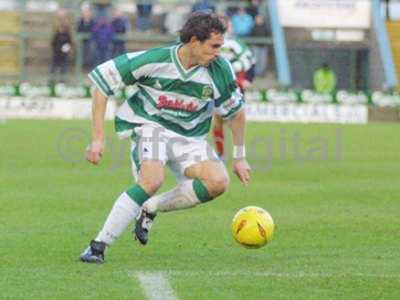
{"left": 130, "top": 124, "right": 220, "bottom": 183}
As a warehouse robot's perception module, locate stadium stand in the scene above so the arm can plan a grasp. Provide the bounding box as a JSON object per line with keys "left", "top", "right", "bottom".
{"left": 386, "top": 20, "right": 400, "bottom": 90}
{"left": 0, "top": 11, "right": 20, "bottom": 75}
{"left": 0, "top": 0, "right": 274, "bottom": 88}
{"left": 24, "top": 11, "right": 55, "bottom": 78}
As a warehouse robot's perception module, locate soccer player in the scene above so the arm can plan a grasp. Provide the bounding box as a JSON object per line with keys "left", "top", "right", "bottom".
{"left": 221, "top": 38, "right": 254, "bottom": 92}
{"left": 212, "top": 34, "right": 255, "bottom": 159}
{"left": 80, "top": 12, "right": 251, "bottom": 263}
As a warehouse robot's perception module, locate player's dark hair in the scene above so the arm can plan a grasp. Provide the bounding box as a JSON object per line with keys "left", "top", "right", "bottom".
{"left": 179, "top": 12, "right": 226, "bottom": 43}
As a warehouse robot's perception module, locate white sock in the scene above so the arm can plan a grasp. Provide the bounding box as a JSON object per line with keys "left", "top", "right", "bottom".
{"left": 95, "top": 192, "right": 140, "bottom": 245}
{"left": 143, "top": 180, "right": 200, "bottom": 214}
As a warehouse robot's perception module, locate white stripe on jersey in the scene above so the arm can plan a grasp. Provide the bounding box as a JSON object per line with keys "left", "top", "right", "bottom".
{"left": 89, "top": 44, "right": 243, "bottom": 138}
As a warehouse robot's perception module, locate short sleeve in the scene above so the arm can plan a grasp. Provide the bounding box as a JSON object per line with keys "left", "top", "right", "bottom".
{"left": 209, "top": 57, "right": 244, "bottom": 119}
{"left": 88, "top": 51, "right": 145, "bottom": 96}
{"left": 88, "top": 57, "right": 126, "bottom": 96}
{"left": 214, "top": 86, "right": 244, "bottom": 119}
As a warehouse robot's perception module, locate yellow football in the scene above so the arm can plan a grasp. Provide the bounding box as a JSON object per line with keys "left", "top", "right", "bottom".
{"left": 231, "top": 206, "right": 274, "bottom": 248}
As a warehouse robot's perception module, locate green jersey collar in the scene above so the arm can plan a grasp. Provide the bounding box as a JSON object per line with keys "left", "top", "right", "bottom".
{"left": 171, "top": 44, "right": 201, "bottom": 81}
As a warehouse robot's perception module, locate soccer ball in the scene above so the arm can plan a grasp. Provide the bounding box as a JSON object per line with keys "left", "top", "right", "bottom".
{"left": 231, "top": 206, "right": 274, "bottom": 248}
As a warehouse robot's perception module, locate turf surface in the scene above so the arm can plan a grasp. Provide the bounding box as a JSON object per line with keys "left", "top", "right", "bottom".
{"left": 1, "top": 120, "right": 399, "bottom": 299}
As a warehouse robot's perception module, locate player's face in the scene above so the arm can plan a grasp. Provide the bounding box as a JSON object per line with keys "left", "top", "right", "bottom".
{"left": 195, "top": 32, "right": 224, "bottom": 66}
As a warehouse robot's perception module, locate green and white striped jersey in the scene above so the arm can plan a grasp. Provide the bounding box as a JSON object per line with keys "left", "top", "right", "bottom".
{"left": 221, "top": 38, "right": 255, "bottom": 73}
{"left": 89, "top": 43, "right": 244, "bottom": 139}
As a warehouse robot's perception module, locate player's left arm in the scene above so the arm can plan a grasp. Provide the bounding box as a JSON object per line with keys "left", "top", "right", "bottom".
{"left": 228, "top": 109, "right": 251, "bottom": 185}
{"left": 212, "top": 57, "right": 251, "bottom": 185}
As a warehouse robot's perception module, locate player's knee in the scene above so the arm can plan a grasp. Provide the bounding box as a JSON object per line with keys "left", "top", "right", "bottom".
{"left": 139, "top": 176, "right": 164, "bottom": 195}
{"left": 138, "top": 160, "right": 165, "bottom": 195}
{"left": 206, "top": 173, "right": 230, "bottom": 197}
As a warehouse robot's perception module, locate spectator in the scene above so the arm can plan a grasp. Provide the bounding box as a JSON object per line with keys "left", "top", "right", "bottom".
{"left": 111, "top": 9, "right": 129, "bottom": 57}
{"left": 50, "top": 20, "right": 73, "bottom": 82}
{"left": 192, "top": 0, "right": 215, "bottom": 13}
{"left": 220, "top": 16, "right": 255, "bottom": 91}
{"left": 92, "top": 16, "right": 113, "bottom": 65}
{"left": 246, "top": 0, "right": 261, "bottom": 19}
{"left": 77, "top": 6, "right": 95, "bottom": 69}
{"left": 56, "top": 8, "right": 68, "bottom": 23}
{"left": 313, "top": 63, "right": 337, "bottom": 93}
{"left": 92, "top": 0, "right": 111, "bottom": 19}
{"left": 231, "top": 7, "right": 254, "bottom": 37}
{"left": 136, "top": 3, "right": 153, "bottom": 31}
{"left": 225, "top": 5, "right": 238, "bottom": 18}
{"left": 250, "top": 14, "right": 270, "bottom": 76}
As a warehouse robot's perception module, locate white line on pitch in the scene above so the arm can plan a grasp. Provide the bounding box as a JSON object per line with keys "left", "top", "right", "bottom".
{"left": 162, "top": 270, "right": 400, "bottom": 279}
{"left": 136, "top": 272, "right": 177, "bottom": 300}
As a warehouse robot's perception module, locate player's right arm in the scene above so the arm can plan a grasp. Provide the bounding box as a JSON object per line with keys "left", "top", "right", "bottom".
{"left": 85, "top": 53, "right": 135, "bottom": 165}
{"left": 85, "top": 56, "right": 124, "bottom": 165}
{"left": 85, "top": 49, "right": 167, "bottom": 164}
{"left": 85, "top": 87, "right": 108, "bottom": 165}
{"left": 85, "top": 52, "right": 142, "bottom": 165}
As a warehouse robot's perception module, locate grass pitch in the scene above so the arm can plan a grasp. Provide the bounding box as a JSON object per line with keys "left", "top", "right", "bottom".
{"left": 1, "top": 120, "right": 400, "bottom": 299}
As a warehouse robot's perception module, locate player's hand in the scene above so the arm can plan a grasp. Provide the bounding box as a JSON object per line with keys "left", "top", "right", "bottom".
{"left": 85, "top": 140, "right": 104, "bottom": 165}
{"left": 233, "top": 158, "right": 251, "bottom": 186}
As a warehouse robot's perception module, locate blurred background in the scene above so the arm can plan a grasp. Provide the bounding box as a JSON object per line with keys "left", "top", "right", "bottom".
{"left": 0, "top": 0, "right": 400, "bottom": 108}
{"left": 0, "top": 0, "right": 273, "bottom": 85}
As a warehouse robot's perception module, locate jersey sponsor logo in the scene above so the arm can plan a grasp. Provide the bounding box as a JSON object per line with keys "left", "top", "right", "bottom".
{"left": 157, "top": 95, "right": 198, "bottom": 112}
{"left": 201, "top": 85, "right": 213, "bottom": 100}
